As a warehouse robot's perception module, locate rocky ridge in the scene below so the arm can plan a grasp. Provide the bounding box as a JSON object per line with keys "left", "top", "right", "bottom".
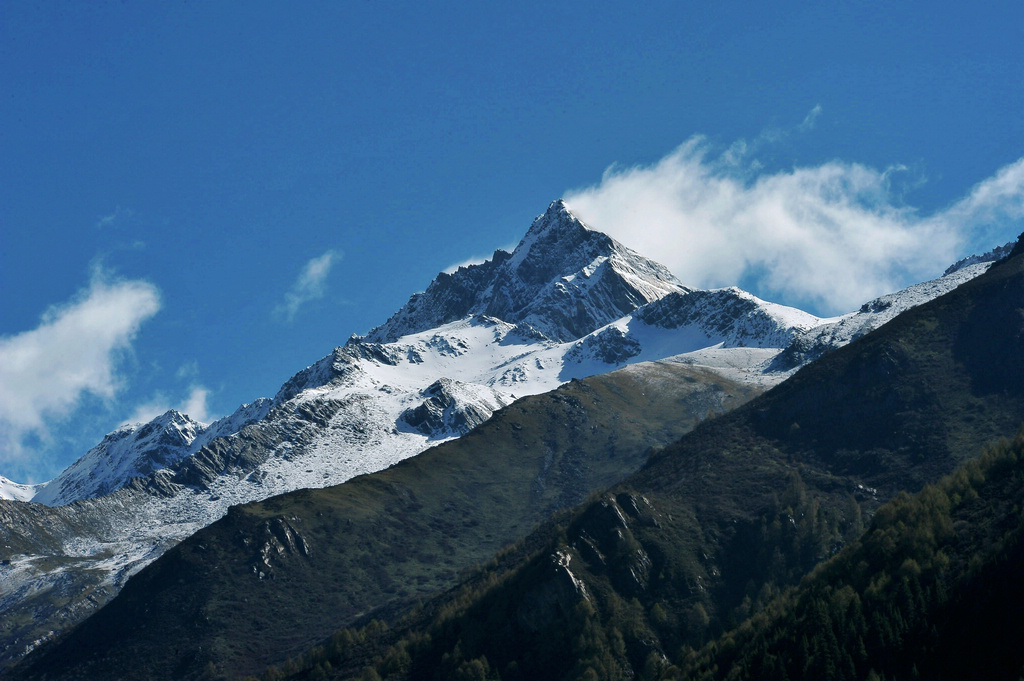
{"left": 31, "top": 401, "right": 272, "bottom": 507}
{"left": 366, "top": 200, "right": 688, "bottom": 344}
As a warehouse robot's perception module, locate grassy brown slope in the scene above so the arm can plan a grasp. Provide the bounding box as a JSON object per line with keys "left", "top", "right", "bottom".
{"left": 334, "top": 245, "right": 1024, "bottom": 681}
{"left": 8, "top": 362, "right": 758, "bottom": 681}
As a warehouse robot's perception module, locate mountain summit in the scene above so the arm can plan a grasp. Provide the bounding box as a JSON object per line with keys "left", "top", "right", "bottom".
{"left": 8, "top": 223, "right": 1022, "bottom": 681}
{"left": 366, "top": 200, "right": 687, "bottom": 343}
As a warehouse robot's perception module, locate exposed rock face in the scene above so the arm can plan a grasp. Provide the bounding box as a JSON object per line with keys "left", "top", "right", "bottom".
{"left": 567, "top": 326, "right": 643, "bottom": 365}
{"left": 514, "top": 492, "right": 661, "bottom": 635}
{"left": 572, "top": 493, "right": 659, "bottom": 596}
{"left": 399, "top": 378, "right": 510, "bottom": 438}
{"left": 245, "top": 516, "right": 312, "bottom": 580}
{"left": 516, "top": 549, "right": 592, "bottom": 634}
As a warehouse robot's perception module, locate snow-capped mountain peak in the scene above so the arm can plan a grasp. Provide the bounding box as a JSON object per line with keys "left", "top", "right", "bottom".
{"left": 2, "top": 201, "right": 1012, "bottom": 676}
{"left": 30, "top": 409, "right": 205, "bottom": 506}
{"left": 367, "top": 199, "right": 687, "bottom": 344}
{"left": 505, "top": 199, "right": 594, "bottom": 273}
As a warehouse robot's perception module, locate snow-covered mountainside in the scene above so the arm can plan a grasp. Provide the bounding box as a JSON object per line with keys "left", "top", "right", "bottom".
{"left": 14, "top": 204, "right": 1006, "bottom": 510}
{"left": 0, "top": 477, "right": 40, "bottom": 503}
{"left": 0, "top": 199, "right": 1012, "bottom": 670}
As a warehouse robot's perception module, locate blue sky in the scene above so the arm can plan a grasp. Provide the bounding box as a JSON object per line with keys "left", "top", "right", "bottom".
{"left": 2, "top": 1, "right": 1023, "bottom": 482}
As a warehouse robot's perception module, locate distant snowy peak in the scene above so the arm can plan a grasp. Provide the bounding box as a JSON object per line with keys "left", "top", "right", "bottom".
{"left": 366, "top": 200, "right": 688, "bottom": 344}
{"left": 32, "top": 410, "right": 206, "bottom": 506}
{"left": 31, "top": 400, "right": 272, "bottom": 507}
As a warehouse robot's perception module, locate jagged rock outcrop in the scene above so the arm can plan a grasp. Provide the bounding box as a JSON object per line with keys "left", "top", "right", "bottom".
{"left": 399, "top": 378, "right": 511, "bottom": 438}
{"left": 943, "top": 238, "right": 1015, "bottom": 275}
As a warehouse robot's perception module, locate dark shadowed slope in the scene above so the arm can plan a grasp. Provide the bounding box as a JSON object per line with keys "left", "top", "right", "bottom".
{"left": 676, "top": 431, "right": 1024, "bottom": 681}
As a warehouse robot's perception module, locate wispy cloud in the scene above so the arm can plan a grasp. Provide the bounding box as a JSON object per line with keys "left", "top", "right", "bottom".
{"left": 274, "top": 250, "right": 340, "bottom": 322}
{"left": 800, "top": 104, "right": 823, "bottom": 131}
{"left": 941, "top": 158, "right": 1024, "bottom": 231}
{"left": 0, "top": 271, "right": 161, "bottom": 465}
{"left": 96, "top": 205, "right": 134, "bottom": 229}
{"left": 125, "top": 385, "right": 213, "bottom": 426}
{"left": 722, "top": 105, "right": 823, "bottom": 167}
{"left": 565, "top": 136, "right": 1024, "bottom": 316}
{"left": 175, "top": 360, "right": 200, "bottom": 381}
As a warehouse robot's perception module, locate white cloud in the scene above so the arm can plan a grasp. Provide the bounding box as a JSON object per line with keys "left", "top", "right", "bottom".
{"left": 0, "top": 272, "right": 161, "bottom": 463}
{"left": 564, "top": 137, "right": 1024, "bottom": 315}
{"left": 940, "top": 158, "right": 1024, "bottom": 237}
{"left": 181, "top": 386, "right": 212, "bottom": 422}
{"left": 125, "top": 385, "right": 213, "bottom": 426}
{"left": 274, "top": 250, "right": 340, "bottom": 322}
